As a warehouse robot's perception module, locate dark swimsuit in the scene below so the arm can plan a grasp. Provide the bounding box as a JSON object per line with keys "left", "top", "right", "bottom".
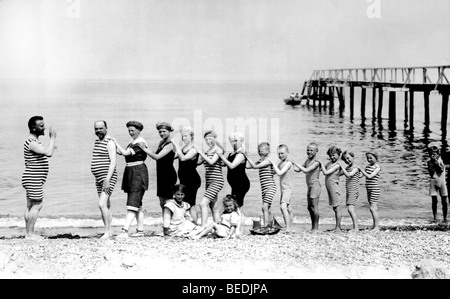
{"left": 226, "top": 152, "right": 250, "bottom": 207}
{"left": 178, "top": 148, "right": 201, "bottom": 206}
{"left": 156, "top": 140, "right": 177, "bottom": 198}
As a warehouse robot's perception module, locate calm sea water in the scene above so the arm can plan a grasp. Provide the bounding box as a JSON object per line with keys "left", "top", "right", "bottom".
{"left": 0, "top": 80, "right": 448, "bottom": 229}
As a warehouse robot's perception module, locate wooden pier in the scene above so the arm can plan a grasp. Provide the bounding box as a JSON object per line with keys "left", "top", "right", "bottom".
{"left": 299, "top": 65, "right": 450, "bottom": 134}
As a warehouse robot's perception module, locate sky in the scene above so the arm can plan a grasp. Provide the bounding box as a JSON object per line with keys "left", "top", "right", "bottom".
{"left": 0, "top": 0, "right": 448, "bottom": 81}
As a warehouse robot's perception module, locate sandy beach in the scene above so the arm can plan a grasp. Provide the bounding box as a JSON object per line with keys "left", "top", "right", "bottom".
{"left": 1, "top": 222, "right": 450, "bottom": 280}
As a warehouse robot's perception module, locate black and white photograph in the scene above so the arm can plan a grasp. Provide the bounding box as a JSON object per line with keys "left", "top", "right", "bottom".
{"left": 0, "top": 0, "right": 449, "bottom": 282}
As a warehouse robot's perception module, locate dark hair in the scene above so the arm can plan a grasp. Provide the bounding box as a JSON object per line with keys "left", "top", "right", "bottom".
{"left": 173, "top": 184, "right": 186, "bottom": 194}
{"left": 342, "top": 150, "right": 355, "bottom": 158}
{"left": 327, "top": 146, "right": 342, "bottom": 156}
{"left": 28, "top": 116, "right": 43, "bottom": 132}
{"left": 126, "top": 120, "right": 144, "bottom": 131}
{"left": 222, "top": 194, "right": 239, "bottom": 214}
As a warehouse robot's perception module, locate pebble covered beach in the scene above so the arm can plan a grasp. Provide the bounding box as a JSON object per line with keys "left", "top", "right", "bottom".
{"left": 1, "top": 222, "right": 450, "bottom": 279}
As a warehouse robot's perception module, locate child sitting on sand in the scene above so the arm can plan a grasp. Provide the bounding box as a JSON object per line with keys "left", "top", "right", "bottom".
{"left": 162, "top": 184, "right": 202, "bottom": 237}
{"left": 357, "top": 151, "right": 381, "bottom": 230}
{"left": 189, "top": 195, "right": 240, "bottom": 240}
{"left": 426, "top": 146, "right": 448, "bottom": 223}
{"left": 269, "top": 144, "right": 295, "bottom": 232}
{"left": 244, "top": 142, "right": 277, "bottom": 231}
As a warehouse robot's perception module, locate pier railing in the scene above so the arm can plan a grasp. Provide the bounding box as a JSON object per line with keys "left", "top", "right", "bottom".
{"left": 310, "top": 65, "right": 450, "bottom": 89}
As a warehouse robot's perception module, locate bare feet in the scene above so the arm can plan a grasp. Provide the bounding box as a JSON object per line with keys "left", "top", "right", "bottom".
{"left": 100, "top": 232, "right": 111, "bottom": 239}
{"left": 328, "top": 228, "right": 342, "bottom": 233}
{"left": 25, "top": 234, "right": 45, "bottom": 240}
{"left": 348, "top": 229, "right": 359, "bottom": 234}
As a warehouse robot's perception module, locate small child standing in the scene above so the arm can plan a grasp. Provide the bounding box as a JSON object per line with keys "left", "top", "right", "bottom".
{"left": 245, "top": 142, "right": 277, "bottom": 231}
{"left": 357, "top": 151, "right": 381, "bottom": 230}
{"left": 189, "top": 195, "right": 240, "bottom": 240}
{"left": 339, "top": 151, "right": 362, "bottom": 233}
{"left": 292, "top": 142, "right": 321, "bottom": 231}
{"left": 319, "top": 146, "right": 344, "bottom": 232}
{"left": 426, "top": 146, "right": 448, "bottom": 223}
{"left": 162, "top": 184, "right": 202, "bottom": 237}
{"left": 270, "top": 144, "right": 295, "bottom": 232}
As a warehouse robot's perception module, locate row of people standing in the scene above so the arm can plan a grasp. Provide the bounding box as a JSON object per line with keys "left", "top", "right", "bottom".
{"left": 98, "top": 119, "right": 250, "bottom": 239}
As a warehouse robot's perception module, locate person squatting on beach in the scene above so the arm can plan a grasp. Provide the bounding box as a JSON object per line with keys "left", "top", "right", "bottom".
{"left": 113, "top": 121, "right": 149, "bottom": 239}
{"left": 426, "top": 146, "right": 448, "bottom": 223}
{"left": 90, "top": 120, "right": 118, "bottom": 239}
{"left": 269, "top": 144, "right": 295, "bottom": 232}
{"left": 357, "top": 151, "right": 381, "bottom": 230}
{"left": 171, "top": 126, "right": 201, "bottom": 223}
{"left": 217, "top": 132, "right": 250, "bottom": 235}
{"left": 189, "top": 194, "right": 240, "bottom": 240}
{"left": 319, "top": 146, "right": 344, "bottom": 232}
{"left": 139, "top": 121, "right": 177, "bottom": 215}
{"left": 22, "top": 116, "right": 57, "bottom": 239}
{"left": 162, "top": 184, "right": 202, "bottom": 237}
{"left": 196, "top": 130, "right": 224, "bottom": 227}
{"left": 245, "top": 142, "right": 277, "bottom": 231}
{"left": 339, "top": 150, "right": 362, "bottom": 232}
{"left": 292, "top": 142, "right": 321, "bottom": 231}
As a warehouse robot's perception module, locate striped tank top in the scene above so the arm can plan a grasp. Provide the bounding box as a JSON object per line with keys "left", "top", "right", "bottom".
{"left": 204, "top": 151, "right": 224, "bottom": 184}
{"left": 90, "top": 136, "right": 118, "bottom": 182}
{"left": 22, "top": 137, "right": 49, "bottom": 184}
{"left": 345, "top": 165, "right": 361, "bottom": 199}
{"left": 365, "top": 164, "right": 380, "bottom": 190}
{"left": 257, "top": 161, "right": 276, "bottom": 190}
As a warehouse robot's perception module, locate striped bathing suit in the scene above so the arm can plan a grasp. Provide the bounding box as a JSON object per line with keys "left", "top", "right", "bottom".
{"left": 91, "top": 136, "right": 118, "bottom": 196}
{"left": 257, "top": 161, "right": 277, "bottom": 206}
{"left": 203, "top": 151, "right": 224, "bottom": 201}
{"left": 22, "top": 138, "right": 49, "bottom": 202}
{"left": 365, "top": 164, "right": 381, "bottom": 203}
{"left": 345, "top": 165, "right": 361, "bottom": 206}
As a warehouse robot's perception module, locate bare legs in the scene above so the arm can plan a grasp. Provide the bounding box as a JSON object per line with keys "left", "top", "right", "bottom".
{"left": 347, "top": 204, "right": 359, "bottom": 232}
{"left": 307, "top": 197, "right": 319, "bottom": 231}
{"left": 369, "top": 202, "right": 379, "bottom": 230}
{"left": 98, "top": 192, "right": 112, "bottom": 238}
{"left": 331, "top": 205, "right": 342, "bottom": 232}
{"left": 280, "top": 203, "right": 293, "bottom": 231}
{"left": 199, "top": 196, "right": 220, "bottom": 227}
{"left": 24, "top": 199, "right": 43, "bottom": 239}
{"left": 431, "top": 195, "right": 448, "bottom": 222}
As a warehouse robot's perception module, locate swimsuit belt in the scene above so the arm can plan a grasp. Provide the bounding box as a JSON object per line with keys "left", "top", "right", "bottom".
{"left": 126, "top": 161, "right": 144, "bottom": 167}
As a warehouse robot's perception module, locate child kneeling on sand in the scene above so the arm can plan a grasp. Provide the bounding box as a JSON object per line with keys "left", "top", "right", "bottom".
{"left": 162, "top": 184, "right": 202, "bottom": 237}
{"left": 189, "top": 195, "right": 240, "bottom": 240}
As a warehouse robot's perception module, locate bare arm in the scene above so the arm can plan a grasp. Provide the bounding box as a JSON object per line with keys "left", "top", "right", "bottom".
{"left": 111, "top": 138, "right": 133, "bottom": 156}
{"left": 28, "top": 127, "right": 57, "bottom": 157}
{"left": 270, "top": 159, "right": 292, "bottom": 176}
{"left": 357, "top": 164, "right": 381, "bottom": 179}
{"left": 141, "top": 142, "right": 174, "bottom": 160}
{"left": 102, "top": 140, "right": 117, "bottom": 189}
{"left": 197, "top": 146, "right": 222, "bottom": 165}
{"left": 339, "top": 162, "right": 360, "bottom": 177}
{"left": 321, "top": 162, "right": 341, "bottom": 175}
{"left": 295, "top": 160, "right": 320, "bottom": 173}
{"left": 162, "top": 207, "right": 172, "bottom": 235}
{"left": 172, "top": 141, "right": 197, "bottom": 161}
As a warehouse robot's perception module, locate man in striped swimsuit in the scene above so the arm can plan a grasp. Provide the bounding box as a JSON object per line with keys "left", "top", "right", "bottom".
{"left": 22, "top": 116, "right": 57, "bottom": 239}
{"left": 91, "top": 120, "right": 118, "bottom": 239}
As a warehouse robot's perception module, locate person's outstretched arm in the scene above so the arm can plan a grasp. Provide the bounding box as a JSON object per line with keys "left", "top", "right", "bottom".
{"left": 140, "top": 142, "right": 173, "bottom": 161}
